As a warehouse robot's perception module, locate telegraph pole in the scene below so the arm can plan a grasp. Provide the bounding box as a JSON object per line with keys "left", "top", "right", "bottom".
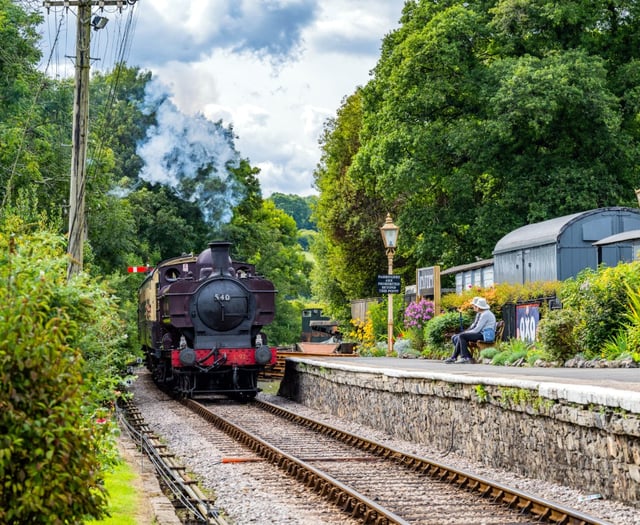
{"left": 43, "top": 1, "right": 135, "bottom": 280}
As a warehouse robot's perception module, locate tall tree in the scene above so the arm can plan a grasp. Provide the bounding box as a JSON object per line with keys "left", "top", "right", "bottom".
{"left": 314, "top": 90, "right": 392, "bottom": 306}
{"left": 269, "top": 192, "right": 317, "bottom": 231}
{"left": 0, "top": 1, "right": 70, "bottom": 216}
{"left": 90, "top": 65, "right": 153, "bottom": 183}
{"left": 316, "top": 0, "right": 640, "bottom": 312}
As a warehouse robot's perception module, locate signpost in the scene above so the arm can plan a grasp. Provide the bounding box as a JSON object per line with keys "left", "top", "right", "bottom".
{"left": 417, "top": 265, "right": 441, "bottom": 314}
{"left": 377, "top": 274, "right": 401, "bottom": 294}
{"left": 516, "top": 303, "right": 540, "bottom": 343}
{"left": 380, "top": 214, "right": 400, "bottom": 355}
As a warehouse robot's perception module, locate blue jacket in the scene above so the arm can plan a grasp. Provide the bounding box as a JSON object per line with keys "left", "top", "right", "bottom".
{"left": 466, "top": 310, "right": 496, "bottom": 334}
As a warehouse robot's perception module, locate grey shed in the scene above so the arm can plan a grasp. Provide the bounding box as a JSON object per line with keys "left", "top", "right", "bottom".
{"left": 593, "top": 229, "right": 640, "bottom": 265}
{"left": 493, "top": 207, "right": 640, "bottom": 284}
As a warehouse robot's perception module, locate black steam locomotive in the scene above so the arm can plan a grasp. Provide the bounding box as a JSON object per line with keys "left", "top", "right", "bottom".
{"left": 138, "top": 241, "right": 277, "bottom": 398}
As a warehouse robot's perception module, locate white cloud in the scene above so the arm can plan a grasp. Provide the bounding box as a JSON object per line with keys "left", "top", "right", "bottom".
{"left": 39, "top": 0, "right": 405, "bottom": 196}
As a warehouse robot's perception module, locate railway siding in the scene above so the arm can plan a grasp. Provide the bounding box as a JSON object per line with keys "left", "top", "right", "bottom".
{"left": 279, "top": 357, "right": 640, "bottom": 506}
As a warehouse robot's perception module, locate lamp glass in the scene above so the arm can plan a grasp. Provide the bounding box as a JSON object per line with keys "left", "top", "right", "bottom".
{"left": 380, "top": 214, "right": 399, "bottom": 249}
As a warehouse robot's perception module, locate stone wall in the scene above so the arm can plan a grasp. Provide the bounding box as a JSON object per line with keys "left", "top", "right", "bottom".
{"left": 278, "top": 359, "right": 640, "bottom": 505}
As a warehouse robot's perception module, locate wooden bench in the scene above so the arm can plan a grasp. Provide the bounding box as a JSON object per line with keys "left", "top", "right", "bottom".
{"left": 468, "top": 320, "right": 505, "bottom": 359}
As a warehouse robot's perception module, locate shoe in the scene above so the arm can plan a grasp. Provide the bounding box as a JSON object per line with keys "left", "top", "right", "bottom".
{"left": 458, "top": 357, "right": 474, "bottom": 364}
{"left": 444, "top": 357, "right": 456, "bottom": 364}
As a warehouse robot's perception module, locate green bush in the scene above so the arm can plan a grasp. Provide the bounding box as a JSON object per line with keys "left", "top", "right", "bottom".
{"left": 479, "top": 347, "right": 500, "bottom": 360}
{"left": 537, "top": 308, "right": 579, "bottom": 363}
{"left": 504, "top": 348, "right": 528, "bottom": 364}
{"left": 424, "top": 310, "right": 472, "bottom": 348}
{"left": 600, "top": 284, "right": 640, "bottom": 362}
{"left": 0, "top": 215, "right": 130, "bottom": 523}
{"left": 368, "top": 297, "right": 404, "bottom": 343}
{"left": 560, "top": 262, "right": 640, "bottom": 358}
{"left": 484, "top": 338, "right": 531, "bottom": 365}
{"left": 490, "top": 350, "right": 513, "bottom": 366}
{"left": 526, "top": 349, "right": 550, "bottom": 365}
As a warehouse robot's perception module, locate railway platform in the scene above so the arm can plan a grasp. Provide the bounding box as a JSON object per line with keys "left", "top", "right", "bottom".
{"left": 278, "top": 355, "right": 640, "bottom": 506}
{"left": 285, "top": 355, "right": 640, "bottom": 409}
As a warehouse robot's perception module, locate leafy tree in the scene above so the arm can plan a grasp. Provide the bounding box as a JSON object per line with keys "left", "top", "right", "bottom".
{"left": 90, "top": 65, "right": 153, "bottom": 183}
{"left": 314, "top": 90, "right": 391, "bottom": 307}
{"left": 309, "top": 229, "right": 351, "bottom": 322}
{"left": 314, "top": 0, "right": 640, "bottom": 312}
{"left": 0, "top": 1, "right": 42, "bottom": 120}
{"left": 85, "top": 66, "right": 162, "bottom": 273}
{"left": 297, "top": 228, "right": 316, "bottom": 251}
{"left": 0, "top": 1, "right": 72, "bottom": 218}
{"left": 88, "top": 191, "right": 139, "bottom": 274}
{"left": 269, "top": 192, "right": 317, "bottom": 231}
{"left": 127, "top": 184, "right": 209, "bottom": 263}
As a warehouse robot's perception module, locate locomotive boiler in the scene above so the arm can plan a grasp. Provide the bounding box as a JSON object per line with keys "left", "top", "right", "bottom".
{"left": 138, "top": 241, "right": 277, "bottom": 398}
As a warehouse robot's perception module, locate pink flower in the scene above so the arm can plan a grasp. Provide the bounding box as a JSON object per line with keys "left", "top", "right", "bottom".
{"left": 404, "top": 298, "right": 435, "bottom": 329}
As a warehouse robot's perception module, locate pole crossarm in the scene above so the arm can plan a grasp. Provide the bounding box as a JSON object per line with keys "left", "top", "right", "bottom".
{"left": 43, "top": 1, "right": 136, "bottom": 7}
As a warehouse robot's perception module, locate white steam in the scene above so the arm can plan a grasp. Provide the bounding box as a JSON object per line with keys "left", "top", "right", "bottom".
{"left": 136, "top": 78, "right": 243, "bottom": 224}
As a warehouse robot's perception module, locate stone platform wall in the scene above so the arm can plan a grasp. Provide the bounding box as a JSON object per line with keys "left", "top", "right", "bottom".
{"left": 278, "top": 359, "right": 640, "bottom": 505}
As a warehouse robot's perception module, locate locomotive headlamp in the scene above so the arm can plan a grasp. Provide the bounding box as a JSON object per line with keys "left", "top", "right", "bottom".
{"left": 380, "top": 213, "right": 399, "bottom": 356}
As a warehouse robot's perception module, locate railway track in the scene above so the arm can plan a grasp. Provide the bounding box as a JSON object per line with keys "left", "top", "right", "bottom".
{"left": 118, "top": 399, "right": 229, "bottom": 525}
{"left": 184, "top": 397, "right": 610, "bottom": 525}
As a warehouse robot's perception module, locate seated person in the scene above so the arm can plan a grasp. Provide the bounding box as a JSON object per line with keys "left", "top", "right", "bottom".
{"left": 445, "top": 296, "right": 496, "bottom": 364}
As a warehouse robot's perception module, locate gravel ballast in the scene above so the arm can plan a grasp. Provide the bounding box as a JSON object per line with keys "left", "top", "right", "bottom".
{"left": 129, "top": 373, "right": 639, "bottom": 524}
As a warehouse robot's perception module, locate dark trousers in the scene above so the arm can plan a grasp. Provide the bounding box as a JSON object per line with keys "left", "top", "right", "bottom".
{"left": 451, "top": 331, "right": 483, "bottom": 359}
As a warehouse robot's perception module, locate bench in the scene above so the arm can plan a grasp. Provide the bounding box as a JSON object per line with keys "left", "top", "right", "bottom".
{"left": 468, "top": 320, "right": 505, "bottom": 359}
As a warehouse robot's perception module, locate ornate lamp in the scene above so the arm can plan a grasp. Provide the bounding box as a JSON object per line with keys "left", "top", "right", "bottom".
{"left": 380, "top": 213, "right": 399, "bottom": 355}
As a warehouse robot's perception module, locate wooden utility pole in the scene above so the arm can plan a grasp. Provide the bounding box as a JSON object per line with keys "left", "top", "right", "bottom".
{"left": 43, "top": 1, "right": 135, "bottom": 280}
{"left": 67, "top": 0, "right": 91, "bottom": 280}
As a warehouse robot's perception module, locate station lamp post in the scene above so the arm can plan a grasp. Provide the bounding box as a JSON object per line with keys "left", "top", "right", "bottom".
{"left": 380, "top": 213, "right": 399, "bottom": 356}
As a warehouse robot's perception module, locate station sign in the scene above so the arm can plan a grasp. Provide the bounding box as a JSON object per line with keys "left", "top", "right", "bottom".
{"left": 417, "top": 266, "right": 438, "bottom": 297}
{"left": 417, "top": 265, "right": 441, "bottom": 314}
{"left": 377, "top": 274, "right": 401, "bottom": 294}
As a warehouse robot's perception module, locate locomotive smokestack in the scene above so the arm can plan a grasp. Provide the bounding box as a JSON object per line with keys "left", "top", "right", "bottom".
{"left": 208, "top": 241, "right": 235, "bottom": 277}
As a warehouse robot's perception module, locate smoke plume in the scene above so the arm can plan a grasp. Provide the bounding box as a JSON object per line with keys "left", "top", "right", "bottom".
{"left": 136, "top": 78, "right": 243, "bottom": 224}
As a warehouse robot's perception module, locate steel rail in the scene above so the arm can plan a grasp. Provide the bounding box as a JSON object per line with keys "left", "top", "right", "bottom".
{"left": 183, "top": 398, "right": 410, "bottom": 525}
{"left": 252, "top": 398, "right": 611, "bottom": 525}
{"left": 118, "top": 400, "right": 227, "bottom": 525}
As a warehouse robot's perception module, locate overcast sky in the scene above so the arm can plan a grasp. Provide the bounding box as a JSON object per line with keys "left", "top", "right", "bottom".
{"left": 40, "top": 0, "right": 406, "bottom": 197}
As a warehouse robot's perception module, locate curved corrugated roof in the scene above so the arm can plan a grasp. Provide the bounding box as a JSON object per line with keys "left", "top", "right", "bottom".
{"left": 593, "top": 229, "right": 640, "bottom": 246}
{"left": 493, "top": 207, "right": 640, "bottom": 255}
{"left": 493, "top": 212, "right": 583, "bottom": 254}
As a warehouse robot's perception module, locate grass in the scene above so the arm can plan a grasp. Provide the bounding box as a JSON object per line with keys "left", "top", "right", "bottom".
{"left": 85, "top": 460, "right": 145, "bottom": 525}
{"left": 259, "top": 380, "right": 281, "bottom": 395}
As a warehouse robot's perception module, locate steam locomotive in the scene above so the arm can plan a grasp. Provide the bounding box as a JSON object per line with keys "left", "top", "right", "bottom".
{"left": 138, "top": 241, "right": 277, "bottom": 399}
